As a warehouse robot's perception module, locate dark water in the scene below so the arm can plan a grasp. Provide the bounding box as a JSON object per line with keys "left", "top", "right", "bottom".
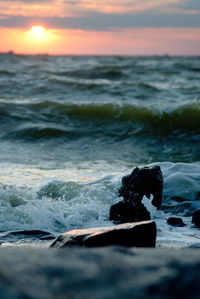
{"left": 0, "top": 54, "right": 200, "bottom": 247}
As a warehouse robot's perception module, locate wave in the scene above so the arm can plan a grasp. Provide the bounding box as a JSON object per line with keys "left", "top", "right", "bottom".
{"left": 1, "top": 55, "right": 199, "bottom": 104}
{"left": 8, "top": 127, "right": 69, "bottom": 140}
{"left": 1, "top": 100, "right": 200, "bottom": 140}
{"left": 23, "top": 100, "right": 200, "bottom": 131}
{"left": 49, "top": 67, "right": 123, "bottom": 80}
{"left": 47, "top": 76, "right": 161, "bottom": 92}
{"left": 0, "top": 70, "right": 16, "bottom": 77}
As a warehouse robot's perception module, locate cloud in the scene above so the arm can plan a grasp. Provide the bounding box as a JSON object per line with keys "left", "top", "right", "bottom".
{"left": 1, "top": 0, "right": 200, "bottom": 19}
{"left": 62, "top": 0, "right": 182, "bottom": 14}
{"left": 0, "top": 11, "right": 200, "bottom": 30}
{"left": 2, "top": 0, "right": 50, "bottom": 2}
{"left": 0, "top": 0, "right": 183, "bottom": 17}
{"left": 0, "top": 0, "right": 200, "bottom": 30}
{"left": 0, "top": 0, "right": 71, "bottom": 18}
{"left": 182, "top": 0, "right": 200, "bottom": 10}
{"left": 162, "top": 0, "right": 200, "bottom": 14}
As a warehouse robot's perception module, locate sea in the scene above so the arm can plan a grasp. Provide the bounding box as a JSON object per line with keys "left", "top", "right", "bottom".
{"left": 0, "top": 53, "right": 200, "bottom": 248}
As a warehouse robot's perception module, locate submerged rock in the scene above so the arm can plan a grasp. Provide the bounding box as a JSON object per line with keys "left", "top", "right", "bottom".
{"left": 50, "top": 221, "right": 156, "bottom": 248}
{"left": 118, "top": 165, "right": 163, "bottom": 209}
{"left": 109, "top": 194, "right": 151, "bottom": 224}
{"left": 192, "top": 210, "right": 200, "bottom": 228}
{"left": 167, "top": 217, "right": 185, "bottom": 227}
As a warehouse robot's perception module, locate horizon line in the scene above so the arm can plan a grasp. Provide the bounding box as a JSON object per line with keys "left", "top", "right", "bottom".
{"left": 1, "top": 51, "right": 200, "bottom": 57}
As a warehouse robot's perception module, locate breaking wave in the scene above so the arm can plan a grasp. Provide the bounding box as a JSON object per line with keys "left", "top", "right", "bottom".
{"left": 1, "top": 100, "right": 200, "bottom": 140}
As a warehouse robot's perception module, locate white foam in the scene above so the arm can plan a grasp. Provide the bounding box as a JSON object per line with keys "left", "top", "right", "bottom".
{"left": 148, "top": 162, "right": 200, "bottom": 202}
{"left": 0, "top": 161, "right": 200, "bottom": 247}
{"left": 142, "top": 195, "right": 165, "bottom": 219}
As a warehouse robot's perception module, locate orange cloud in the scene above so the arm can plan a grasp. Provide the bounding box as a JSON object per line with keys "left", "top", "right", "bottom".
{"left": 0, "top": 0, "right": 181, "bottom": 17}
{"left": 76, "top": 0, "right": 181, "bottom": 14}
{"left": 0, "top": 0, "right": 74, "bottom": 17}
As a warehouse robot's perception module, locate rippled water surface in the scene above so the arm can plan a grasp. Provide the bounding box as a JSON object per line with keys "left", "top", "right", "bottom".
{"left": 0, "top": 54, "right": 200, "bottom": 247}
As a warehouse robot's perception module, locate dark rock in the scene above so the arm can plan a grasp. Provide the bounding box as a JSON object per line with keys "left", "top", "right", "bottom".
{"left": 10, "top": 230, "right": 55, "bottom": 239}
{"left": 0, "top": 230, "right": 56, "bottom": 243}
{"left": 167, "top": 217, "right": 186, "bottom": 227}
{"left": 109, "top": 194, "right": 151, "bottom": 224}
{"left": 50, "top": 221, "right": 156, "bottom": 248}
{"left": 118, "top": 165, "right": 163, "bottom": 209}
{"left": 192, "top": 210, "right": 200, "bottom": 227}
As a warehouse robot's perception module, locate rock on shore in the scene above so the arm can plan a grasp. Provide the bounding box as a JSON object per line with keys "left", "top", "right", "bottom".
{"left": 50, "top": 221, "right": 156, "bottom": 248}
{"left": 109, "top": 165, "right": 163, "bottom": 224}
{"left": 167, "top": 217, "right": 186, "bottom": 227}
{"left": 0, "top": 246, "right": 200, "bottom": 298}
{"left": 192, "top": 210, "right": 200, "bottom": 227}
{"left": 109, "top": 196, "right": 151, "bottom": 224}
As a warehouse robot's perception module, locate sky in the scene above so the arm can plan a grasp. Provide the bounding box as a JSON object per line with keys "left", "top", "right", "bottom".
{"left": 0, "top": 0, "right": 200, "bottom": 55}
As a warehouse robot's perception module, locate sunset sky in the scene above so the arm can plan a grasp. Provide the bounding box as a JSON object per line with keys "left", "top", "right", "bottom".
{"left": 0, "top": 0, "right": 200, "bottom": 55}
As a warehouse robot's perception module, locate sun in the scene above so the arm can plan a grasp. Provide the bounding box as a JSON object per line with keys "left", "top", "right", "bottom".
{"left": 29, "top": 26, "right": 47, "bottom": 40}
{"left": 23, "top": 25, "right": 60, "bottom": 52}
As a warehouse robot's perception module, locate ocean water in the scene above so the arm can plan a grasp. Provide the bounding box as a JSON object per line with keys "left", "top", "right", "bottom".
{"left": 0, "top": 53, "right": 200, "bottom": 247}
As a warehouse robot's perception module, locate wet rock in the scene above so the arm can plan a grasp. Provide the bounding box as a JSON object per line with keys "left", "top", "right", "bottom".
{"left": 50, "top": 221, "right": 156, "bottom": 248}
{"left": 118, "top": 165, "right": 163, "bottom": 209}
{"left": 109, "top": 193, "right": 151, "bottom": 224}
{"left": 0, "top": 230, "right": 56, "bottom": 244}
{"left": 10, "top": 230, "right": 55, "bottom": 240}
{"left": 167, "top": 217, "right": 186, "bottom": 227}
{"left": 192, "top": 210, "right": 200, "bottom": 228}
